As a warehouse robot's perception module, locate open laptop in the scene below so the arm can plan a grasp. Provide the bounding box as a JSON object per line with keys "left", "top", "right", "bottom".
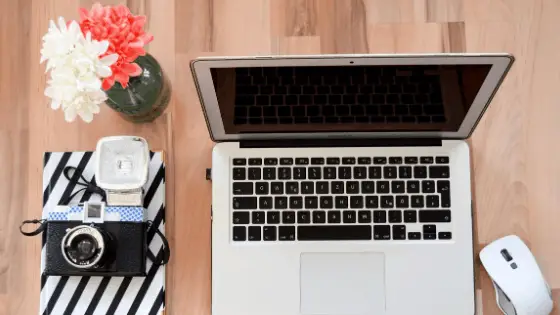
{"left": 191, "top": 54, "right": 514, "bottom": 315}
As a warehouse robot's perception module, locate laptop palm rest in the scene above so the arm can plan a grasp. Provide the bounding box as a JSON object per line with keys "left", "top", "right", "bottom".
{"left": 300, "top": 252, "right": 386, "bottom": 315}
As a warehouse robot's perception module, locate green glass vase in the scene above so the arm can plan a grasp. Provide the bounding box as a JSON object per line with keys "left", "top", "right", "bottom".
{"left": 105, "top": 54, "right": 171, "bottom": 123}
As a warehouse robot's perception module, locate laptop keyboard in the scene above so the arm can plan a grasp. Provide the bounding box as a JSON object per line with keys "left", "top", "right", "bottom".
{"left": 231, "top": 156, "right": 452, "bottom": 242}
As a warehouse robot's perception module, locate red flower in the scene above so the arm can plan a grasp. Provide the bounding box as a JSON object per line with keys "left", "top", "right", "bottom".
{"left": 78, "top": 3, "right": 153, "bottom": 89}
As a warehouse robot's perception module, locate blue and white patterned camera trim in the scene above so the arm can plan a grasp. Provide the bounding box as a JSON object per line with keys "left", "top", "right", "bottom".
{"left": 48, "top": 205, "right": 145, "bottom": 222}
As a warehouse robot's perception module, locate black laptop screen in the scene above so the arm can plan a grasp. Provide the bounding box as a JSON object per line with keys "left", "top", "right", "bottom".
{"left": 209, "top": 64, "right": 492, "bottom": 133}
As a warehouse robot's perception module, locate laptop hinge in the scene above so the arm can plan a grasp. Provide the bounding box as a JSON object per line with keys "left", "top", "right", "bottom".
{"left": 240, "top": 138, "right": 442, "bottom": 148}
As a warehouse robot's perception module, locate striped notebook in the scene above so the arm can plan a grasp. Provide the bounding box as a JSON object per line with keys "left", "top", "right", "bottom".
{"left": 41, "top": 151, "right": 166, "bottom": 315}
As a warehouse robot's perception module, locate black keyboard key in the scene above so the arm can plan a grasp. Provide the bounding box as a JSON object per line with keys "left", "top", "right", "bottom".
{"left": 395, "top": 195, "right": 409, "bottom": 208}
{"left": 349, "top": 196, "right": 363, "bottom": 209}
{"left": 437, "top": 180, "right": 451, "bottom": 193}
{"left": 233, "top": 182, "right": 253, "bottom": 195}
{"left": 422, "top": 180, "right": 435, "bottom": 193}
{"left": 335, "top": 196, "right": 349, "bottom": 208}
{"left": 233, "top": 197, "right": 257, "bottom": 209}
{"left": 259, "top": 197, "right": 273, "bottom": 209}
{"left": 280, "top": 158, "right": 293, "bottom": 165}
{"left": 419, "top": 210, "right": 451, "bottom": 223}
{"left": 373, "top": 157, "right": 387, "bottom": 164}
{"left": 408, "top": 232, "right": 421, "bottom": 240}
{"left": 361, "top": 181, "right": 375, "bottom": 193}
{"left": 298, "top": 225, "right": 372, "bottom": 240}
{"left": 248, "top": 226, "right": 261, "bottom": 241}
{"left": 411, "top": 195, "right": 424, "bottom": 208}
{"left": 264, "top": 158, "right": 278, "bottom": 165}
{"left": 423, "top": 224, "right": 436, "bottom": 233}
{"left": 295, "top": 158, "right": 309, "bottom": 165}
{"left": 392, "top": 225, "right": 406, "bottom": 240}
{"left": 313, "top": 211, "right": 326, "bottom": 223}
{"left": 404, "top": 210, "right": 417, "bottom": 223}
{"left": 279, "top": 226, "right": 296, "bottom": 241}
{"left": 353, "top": 167, "right": 367, "bottom": 179}
{"left": 309, "top": 167, "right": 321, "bottom": 179}
{"left": 249, "top": 158, "right": 263, "bottom": 165}
{"left": 389, "top": 210, "right": 402, "bottom": 223}
{"left": 381, "top": 196, "right": 394, "bottom": 208}
{"left": 391, "top": 181, "right": 405, "bottom": 193}
{"left": 233, "top": 211, "right": 250, "bottom": 224}
{"left": 399, "top": 166, "right": 412, "bottom": 179}
{"left": 233, "top": 226, "right": 246, "bottom": 241}
{"left": 267, "top": 211, "right": 280, "bottom": 224}
{"left": 414, "top": 166, "right": 427, "bottom": 178}
{"left": 438, "top": 232, "right": 452, "bottom": 240}
{"left": 298, "top": 211, "right": 311, "bottom": 224}
{"left": 358, "top": 157, "right": 371, "bottom": 164}
{"left": 327, "top": 211, "right": 341, "bottom": 223}
{"left": 429, "top": 166, "right": 450, "bottom": 178}
{"left": 255, "top": 182, "right": 269, "bottom": 195}
{"left": 358, "top": 211, "right": 372, "bottom": 223}
{"left": 420, "top": 157, "right": 433, "bottom": 164}
{"left": 278, "top": 167, "right": 291, "bottom": 179}
{"left": 389, "top": 157, "right": 403, "bottom": 164}
{"left": 374, "top": 225, "right": 391, "bottom": 240}
{"left": 404, "top": 157, "right": 418, "bottom": 164}
{"left": 424, "top": 233, "right": 437, "bottom": 240}
{"left": 331, "top": 181, "right": 344, "bottom": 194}
{"left": 327, "top": 157, "right": 340, "bottom": 164}
{"left": 377, "top": 181, "right": 390, "bottom": 194}
{"left": 294, "top": 167, "right": 306, "bottom": 179}
{"left": 373, "top": 210, "right": 386, "bottom": 223}
{"left": 346, "top": 181, "right": 360, "bottom": 194}
{"left": 263, "top": 226, "right": 277, "bottom": 241}
{"left": 305, "top": 196, "right": 318, "bottom": 209}
{"left": 300, "top": 182, "right": 313, "bottom": 194}
{"left": 233, "top": 158, "right": 247, "bottom": 165}
{"left": 282, "top": 211, "right": 296, "bottom": 224}
{"left": 342, "top": 157, "right": 356, "bottom": 165}
{"left": 343, "top": 211, "right": 357, "bottom": 223}
{"left": 275, "top": 197, "right": 288, "bottom": 209}
{"left": 321, "top": 196, "right": 334, "bottom": 208}
{"left": 324, "top": 167, "right": 336, "bottom": 179}
{"left": 289, "top": 197, "right": 303, "bottom": 209}
{"left": 316, "top": 182, "right": 329, "bottom": 194}
{"left": 368, "top": 166, "right": 382, "bottom": 179}
{"left": 383, "top": 166, "right": 397, "bottom": 179}
{"left": 263, "top": 167, "right": 276, "bottom": 180}
{"left": 233, "top": 168, "right": 246, "bottom": 180}
{"left": 248, "top": 167, "right": 261, "bottom": 180}
{"left": 338, "top": 167, "right": 352, "bottom": 179}
{"left": 407, "top": 181, "right": 420, "bottom": 193}
{"left": 436, "top": 156, "right": 449, "bottom": 164}
{"left": 286, "top": 182, "right": 299, "bottom": 194}
{"left": 252, "top": 211, "right": 265, "bottom": 224}
{"left": 366, "top": 196, "right": 379, "bottom": 208}
{"left": 426, "top": 195, "right": 440, "bottom": 208}
{"left": 311, "top": 158, "right": 325, "bottom": 165}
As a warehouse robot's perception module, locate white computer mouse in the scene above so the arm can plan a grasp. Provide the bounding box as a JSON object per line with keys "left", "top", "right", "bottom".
{"left": 480, "top": 235, "right": 553, "bottom": 315}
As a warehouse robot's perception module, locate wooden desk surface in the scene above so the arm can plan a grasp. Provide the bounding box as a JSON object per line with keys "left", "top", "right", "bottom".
{"left": 1, "top": 0, "right": 559, "bottom": 314}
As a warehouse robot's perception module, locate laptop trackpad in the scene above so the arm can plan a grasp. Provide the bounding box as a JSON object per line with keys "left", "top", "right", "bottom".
{"left": 300, "top": 252, "right": 386, "bottom": 315}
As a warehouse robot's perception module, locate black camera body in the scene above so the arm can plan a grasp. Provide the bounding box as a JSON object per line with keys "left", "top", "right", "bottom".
{"left": 44, "top": 220, "right": 147, "bottom": 277}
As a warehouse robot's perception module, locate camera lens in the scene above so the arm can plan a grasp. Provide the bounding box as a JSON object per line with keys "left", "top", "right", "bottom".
{"left": 61, "top": 225, "right": 111, "bottom": 269}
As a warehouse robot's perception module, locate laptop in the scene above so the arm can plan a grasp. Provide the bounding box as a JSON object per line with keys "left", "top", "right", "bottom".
{"left": 190, "top": 54, "right": 514, "bottom": 315}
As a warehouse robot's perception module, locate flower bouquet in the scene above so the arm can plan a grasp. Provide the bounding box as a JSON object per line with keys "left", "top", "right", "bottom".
{"left": 41, "top": 3, "right": 170, "bottom": 123}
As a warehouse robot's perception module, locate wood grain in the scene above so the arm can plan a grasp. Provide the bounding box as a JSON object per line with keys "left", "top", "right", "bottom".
{"left": 1, "top": 0, "right": 559, "bottom": 314}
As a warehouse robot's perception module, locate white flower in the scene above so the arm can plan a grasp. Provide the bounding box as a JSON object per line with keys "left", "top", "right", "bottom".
{"left": 40, "top": 17, "right": 118, "bottom": 123}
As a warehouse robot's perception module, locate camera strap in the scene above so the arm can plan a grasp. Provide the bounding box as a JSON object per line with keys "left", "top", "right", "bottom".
{"left": 146, "top": 220, "right": 171, "bottom": 266}
{"left": 20, "top": 219, "right": 47, "bottom": 237}
{"left": 60, "top": 166, "right": 106, "bottom": 205}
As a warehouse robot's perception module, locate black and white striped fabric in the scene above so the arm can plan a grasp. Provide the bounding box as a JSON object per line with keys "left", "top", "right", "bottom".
{"left": 40, "top": 151, "right": 166, "bottom": 315}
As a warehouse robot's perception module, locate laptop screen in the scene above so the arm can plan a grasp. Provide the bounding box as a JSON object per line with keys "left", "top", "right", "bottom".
{"left": 209, "top": 64, "right": 492, "bottom": 134}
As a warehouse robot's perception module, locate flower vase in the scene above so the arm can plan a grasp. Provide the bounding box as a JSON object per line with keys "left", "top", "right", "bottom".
{"left": 105, "top": 54, "right": 171, "bottom": 122}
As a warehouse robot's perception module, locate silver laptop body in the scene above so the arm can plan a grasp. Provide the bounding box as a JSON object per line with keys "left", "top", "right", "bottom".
{"left": 191, "top": 54, "right": 514, "bottom": 315}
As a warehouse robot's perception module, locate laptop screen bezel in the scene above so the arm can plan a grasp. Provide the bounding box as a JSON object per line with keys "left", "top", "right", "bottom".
{"left": 190, "top": 54, "right": 514, "bottom": 142}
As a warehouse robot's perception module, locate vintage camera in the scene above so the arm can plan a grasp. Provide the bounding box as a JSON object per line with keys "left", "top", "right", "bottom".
{"left": 44, "top": 136, "right": 150, "bottom": 277}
